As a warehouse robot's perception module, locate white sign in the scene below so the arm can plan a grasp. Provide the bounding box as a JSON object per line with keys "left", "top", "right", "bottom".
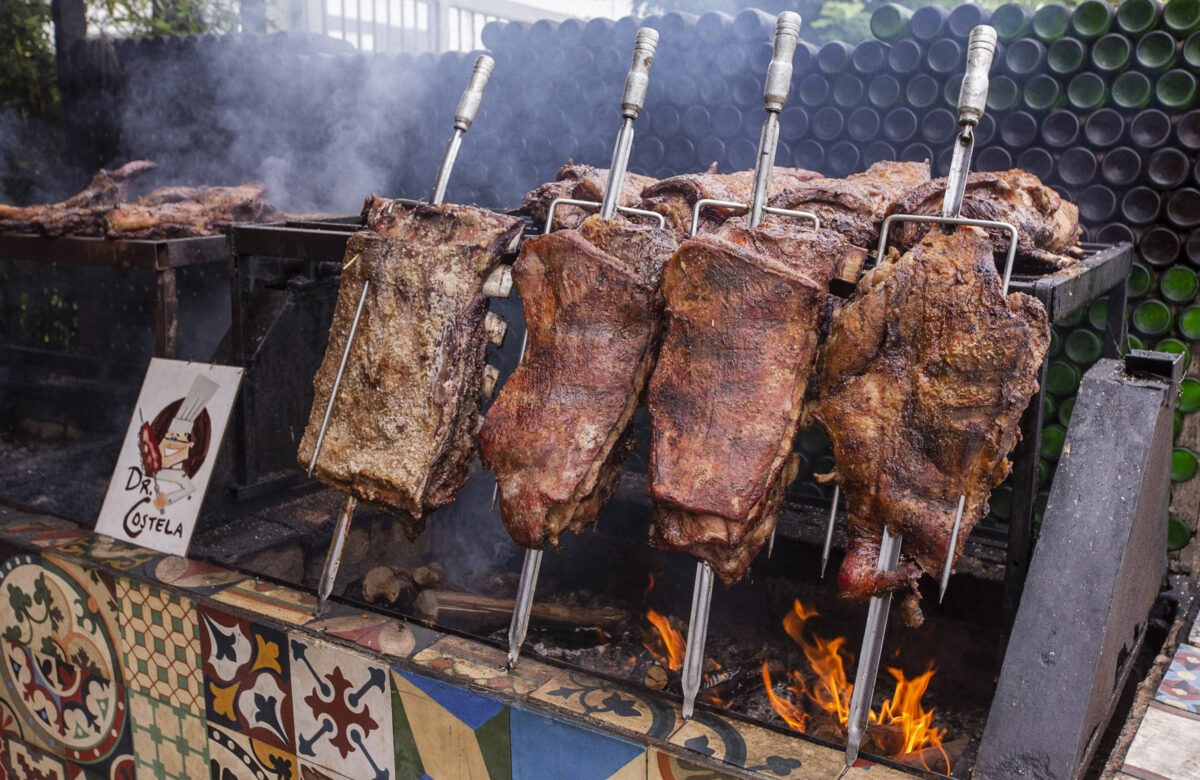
{"left": 96, "top": 359, "right": 242, "bottom": 556}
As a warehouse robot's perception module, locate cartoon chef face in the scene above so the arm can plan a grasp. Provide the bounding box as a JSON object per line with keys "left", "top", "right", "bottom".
{"left": 158, "top": 430, "right": 194, "bottom": 470}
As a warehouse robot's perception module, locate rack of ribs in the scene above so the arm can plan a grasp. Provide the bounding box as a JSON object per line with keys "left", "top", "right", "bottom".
{"left": 515, "top": 163, "right": 657, "bottom": 231}
{"left": 0, "top": 160, "right": 157, "bottom": 236}
{"left": 639, "top": 167, "right": 821, "bottom": 235}
{"left": 766, "top": 160, "right": 931, "bottom": 248}
{"left": 812, "top": 225, "right": 1049, "bottom": 625}
{"left": 478, "top": 214, "right": 678, "bottom": 549}
{"left": 647, "top": 219, "right": 860, "bottom": 585}
{"left": 104, "top": 182, "right": 276, "bottom": 238}
{"left": 297, "top": 195, "right": 523, "bottom": 537}
{"left": 888, "top": 169, "right": 1084, "bottom": 271}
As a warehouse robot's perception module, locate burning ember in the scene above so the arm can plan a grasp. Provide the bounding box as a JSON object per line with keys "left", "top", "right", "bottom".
{"left": 643, "top": 608, "right": 685, "bottom": 672}
{"left": 763, "top": 599, "right": 949, "bottom": 772}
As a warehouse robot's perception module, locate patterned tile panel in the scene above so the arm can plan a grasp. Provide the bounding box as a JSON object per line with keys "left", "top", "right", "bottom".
{"left": 411, "top": 636, "right": 557, "bottom": 697}
{"left": 1123, "top": 700, "right": 1200, "bottom": 780}
{"left": 207, "top": 722, "right": 298, "bottom": 780}
{"left": 289, "top": 635, "right": 393, "bottom": 780}
{"left": 647, "top": 748, "right": 740, "bottom": 779}
{"left": 0, "top": 524, "right": 88, "bottom": 551}
{"left": 116, "top": 578, "right": 202, "bottom": 709}
{"left": 531, "top": 668, "right": 680, "bottom": 740}
{"left": 49, "top": 535, "right": 161, "bottom": 573}
{"left": 199, "top": 604, "right": 294, "bottom": 751}
{"left": 1157, "top": 643, "right": 1200, "bottom": 715}
{"left": 215, "top": 580, "right": 319, "bottom": 627}
{"left": 127, "top": 690, "right": 208, "bottom": 779}
{"left": 509, "top": 706, "right": 646, "bottom": 780}
{"left": 5, "top": 736, "right": 68, "bottom": 780}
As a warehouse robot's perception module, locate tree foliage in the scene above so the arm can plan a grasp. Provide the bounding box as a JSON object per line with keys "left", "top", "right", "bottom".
{"left": 0, "top": 0, "right": 58, "bottom": 118}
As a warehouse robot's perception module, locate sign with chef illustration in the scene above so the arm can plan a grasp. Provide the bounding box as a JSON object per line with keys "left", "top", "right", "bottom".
{"left": 96, "top": 359, "right": 242, "bottom": 556}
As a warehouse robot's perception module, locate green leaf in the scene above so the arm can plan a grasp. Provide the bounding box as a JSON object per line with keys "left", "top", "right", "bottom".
{"left": 1168, "top": 515, "right": 1192, "bottom": 551}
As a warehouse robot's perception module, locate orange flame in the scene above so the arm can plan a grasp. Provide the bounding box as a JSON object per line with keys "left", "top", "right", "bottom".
{"left": 643, "top": 609, "right": 686, "bottom": 672}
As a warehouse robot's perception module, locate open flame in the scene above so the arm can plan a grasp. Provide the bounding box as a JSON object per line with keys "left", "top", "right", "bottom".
{"left": 763, "top": 599, "right": 949, "bottom": 772}
{"left": 643, "top": 608, "right": 686, "bottom": 672}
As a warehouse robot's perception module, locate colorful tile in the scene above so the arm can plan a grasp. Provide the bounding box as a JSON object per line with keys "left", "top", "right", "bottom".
{"left": 215, "top": 579, "right": 319, "bottom": 626}
{"left": 199, "top": 604, "right": 294, "bottom": 751}
{"left": 207, "top": 722, "right": 298, "bottom": 780}
{"left": 1123, "top": 701, "right": 1200, "bottom": 780}
{"left": 510, "top": 706, "right": 646, "bottom": 780}
{"left": 127, "top": 690, "right": 208, "bottom": 779}
{"left": 0, "top": 523, "right": 88, "bottom": 551}
{"left": 49, "top": 535, "right": 161, "bottom": 572}
{"left": 146, "top": 555, "right": 242, "bottom": 596}
{"left": 531, "top": 668, "right": 679, "bottom": 740}
{"left": 411, "top": 636, "right": 557, "bottom": 697}
{"left": 5, "top": 736, "right": 68, "bottom": 780}
{"left": 648, "top": 747, "right": 745, "bottom": 779}
{"left": 116, "top": 578, "right": 202, "bottom": 710}
{"left": 289, "top": 635, "right": 394, "bottom": 780}
{"left": 666, "top": 711, "right": 748, "bottom": 769}
{"left": 391, "top": 667, "right": 511, "bottom": 780}
{"left": 1158, "top": 643, "right": 1200, "bottom": 715}
{"left": 306, "top": 613, "right": 417, "bottom": 659}
{"left": 298, "top": 760, "right": 353, "bottom": 779}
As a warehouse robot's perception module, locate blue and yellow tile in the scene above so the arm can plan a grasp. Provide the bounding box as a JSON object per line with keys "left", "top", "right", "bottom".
{"left": 531, "top": 668, "right": 680, "bottom": 740}
{"left": 1155, "top": 643, "right": 1200, "bottom": 715}
{"left": 207, "top": 721, "right": 298, "bottom": 780}
{"left": 411, "top": 636, "right": 557, "bottom": 697}
{"left": 391, "top": 668, "right": 510, "bottom": 780}
{"left": 126, "top": 690, "right": 209, "bottom": 779}
{"left": 115, "top": 577, "right": 202, "bottom": 710}
{"left": 509, "top": 706, "right": 646, "bottom": 780}
{"left": 215, "top": 579, "right": 320, "bottom": 627}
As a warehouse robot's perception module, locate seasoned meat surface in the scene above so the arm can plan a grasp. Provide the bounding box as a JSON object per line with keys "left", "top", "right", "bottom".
{"left": 479, "top": 214, "right": 678, "bottom": 549}
{"left": 888, "top": 169, "right": 1084, "bottom": 271}
{"left": 812, "top": 226, "right": 1049, "bottom": 624}
{"left": 640, "top": 167, "right": 822, "bottom": 235}
{"left": 0, "top": 160, "right": 157, "bottom": 236}
{"left": 647, "top": 220, "right": 854, "bottom": 585}
{"left": 104, "top": 183, "right": 276, "bottom": 238}
{"left": 297, "top": 196, "right": 523, "bottom": 536}
{"left": 515, "top": 163, "right": 657, "bottom": 231}
{"left": 767, "top": 160, "right": 931, "bottom": 247}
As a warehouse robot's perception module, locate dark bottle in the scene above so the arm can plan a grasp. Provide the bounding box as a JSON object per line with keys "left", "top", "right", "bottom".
{"left": 633, "top": 137, "right": 666, "bottom": 170}
{"left": 812, "top": 106, "right": 845, "bottom": 141}
{"left": 1006, "top": 38, "right": 1048, "bottom": 76}
{"left": 976, "top": 112, "right": 997, "bottom": 146}
{"left": 1186, "top": 30, "right": 1200, "bottom": 70}
{"left": 726, "top": 138, "right": 756, "bottom": 171}
{"left": 794, "top": 41, "right": 820, "bottom": 74}
{"left": 888, "top": 39, "right": 924, "bottom": 74}
{"left": 665, "top": 137, "right": 696, "bottom": 171}
{"left": 1001, "top": 111, "right": 1040, "bottom": 148}
{"left": 1048, "top": 37, "right": 1087, "bottom": 75}
{"left": 1168, "top": 188, "right": 1200, "bottom": 228}
{"left": 943, "top": 72, "right": 965, "bottom": 107}
{"left": 847, "top": 106, "right": 881, "bottom": 141}
{"left": 1122, "top": 186, "right": 1163, "bottom": 224}
{"left": 1071, "top": 0, "right": 1115, "bottom": 38}
{"left": 1018, "top": 147, "right": 1056, "bottom": 180}
{"left": 1043, "top": 109, "right": 1081, "bottom": 146}
{"left": 993, "top": 3, "right": 1035, "bottom": 41}
{"left": 922, "top": 108, "right": 958, "bottom": 144}
{"left": 778, "top": 106, "right": 808, "bottom": 142}
{"left": 1091, "top": 33, "right": 1132, "bottom": 74}
{"left": 871, "top": 4, "right": 913, "bottom": 42}
{"left": 936, "top": 147, "right": 954, "bottom": 176}
{"left": 1148, "top": 148, "right": 1192, "bottom": 189}
{"left": 833, "top": 75, "right": 865, "bottom": 108}
{"left": 1132, "top": 299, "right": 1174, "bottom": 338}
{"left": 1179, "top": 109, "right": 1200, "bottom": 150}
{"left": 1165, "top": 0, "right": 1200, "bottom": 36}
{"left": 1096, "top": 222, "right": 1137, "bottom": 245}
{"left": 1189, "top": 227, "right": 1200, "bottom": 265}
{"left": 1157, "top": 69, "right": 1198, "bottom": 109}
{"left": 715, "top": 46, "right": 747, "bottom": 77}
{"left": 1059, "top": 147, "right": 1098, "bottom": 185}
{"left": 1078, "top": 184, "right": 1118, "bottom": 221}
{"left": 900, "top": 142, "right": 937, "bottom": 164}
{"left": 927, "top": 38, "right": 963, "bottom": 74}
{"left": 819, "top": 41, "right": 854, "bottom": 75}
{"left": 864, "top": 140, "right": 898, "bottom": 165}
{"left": 1101, "top": 146, "right": 1143, "bottom": 185}
{"left": 799, "top": 74, "right": 830, "bottom": 107}
{"left": 1136, "top": 30, "right": 1179, "bottom": 72}
{"left": 909, "top": 5, "right": 950, "bottom": 41}
{"left": 732, "top": 8, "right": 774, "bottom": 41}
{"left": 1033, "top": 3, "right": 1071, "bottom": 41}
{"left": 987, "top": 75, "right": 1022, "bottom": 111}
{"left": 827, "top": 141, "right": 862, "bottom": 177}
{"left": 977, "top": 147, "right": 1014, "bottom": 171}
{"left": 1181, "top": 303, "right": 1200, "bottom": 340}
{"left": 731, "top": 74, "right": 760, "bottom": 107}
{"left": 1141, "top": 225, "right": 1183, "bottom": 267}
{"left": 792, "top": 139, "right": 825, "bottom": 171}
{"left": 682, "top": 105, "right": 713, "bottom": 142}
{"left": 1116, "top": 0, "right": 1163, "bottom": 35}
{"left": 1125, "top": 262, "right": 1152, "bottom": 301}
{"left": 907, "top": 73, "right": 942, "bottom": 109}
{"left": 1085, "top": 107, "right": 1125, "bottom": 147}
{"left": 1067, "top": 72, "right": 1108, "bottom": 110}
{"left": 948, "top": 4, "right": 991, "bottom": 38}
{"left": 1065, "top": 328, "right": 1104, "bottom": 364}
{"left": 696, "top": 11, "right": 733, "bottom": 43}
{"left": 883, "top": 107, "right": 918, "bottom": 143}
{"left": 1111, "top": 70, "right": 1153, "bottom": 109}
{"left": 1130, "top": 108, "right": 1172, "bottom": 148}
{"left": 869, "top": 74, "right": 902, "bottom": 107}
{"left": 1024, "top": 74, "right": 1064, "bottom": 111}
{"left": 698, "top": 74, "right": 729, "bottom": 105}
{"left": 651, "top": 105, "right": 681, "bottom": 138}
{"left": 853, "top": 40, "right": 888, "bottom": 75}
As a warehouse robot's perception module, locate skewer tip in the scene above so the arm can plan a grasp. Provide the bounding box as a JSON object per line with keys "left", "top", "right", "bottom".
{"left": 506, "top": 648, "right": 519, "bottom": 671}
{"left": 820, "top": 554, "right": 829, "bottom": 579}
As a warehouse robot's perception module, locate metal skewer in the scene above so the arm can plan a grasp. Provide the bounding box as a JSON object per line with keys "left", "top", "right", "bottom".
{"left": 504, "top": 27, "right": 662, "bottom": 671}
{"left": 307, "top": 53, "right": 496, "bottom": 617}
{"left": 843, "top": 25, "right": 1002, "bottom": 767}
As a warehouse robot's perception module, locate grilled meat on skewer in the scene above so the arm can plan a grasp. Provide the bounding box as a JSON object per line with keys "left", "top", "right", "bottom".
{"left": 515, "top": 163, "right": 658, "bottom": 231}
{"left": 0, "top": 160, "right": 157, "bottom": 236}
{"left": 766, "top": 160, "right": 931, "bottom": 247}
{"left": 889, "top": 169, "right": 1084, "bottom": 271}
{"left": 297, "top": 196, "right": 523, "bottom": 537}
{"left": 640, "top": 167, "right": 822, "bottom": 235}
{"left": 479, "top": 214, "right": 678, "bottom": 549}
{"left": 104, "top": 182, "right": 276, "bottom": 238}
{"left": 647, "top": 220, "right": 858, "bottom": 585}
{"left": 812, "top": 226, "right": 1049, "bottom": 625}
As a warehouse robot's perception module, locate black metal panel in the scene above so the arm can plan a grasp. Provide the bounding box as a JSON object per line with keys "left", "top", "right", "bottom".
{"left": 0, "top": 232, "right": 227, "bottom": 270}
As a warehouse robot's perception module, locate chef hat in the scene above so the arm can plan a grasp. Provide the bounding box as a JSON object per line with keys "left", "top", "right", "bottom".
{"left": 168, "top": 374, "right": 219, "bottom": 436}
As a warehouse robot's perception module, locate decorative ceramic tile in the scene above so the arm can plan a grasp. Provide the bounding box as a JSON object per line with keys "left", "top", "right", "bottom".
{"left": 648, "top": 748, "right": 740, "bottom": 779}
{"left": 288, "top": 635, "right": 394, "bottom": 780}
{"left": 298, "top": 760, "right": 353, "bottom": 779}
{"left": 146, "top": 556, "right": 242, "bottom": 596}
{"left": 391, "top": 667, "right": 510, "bottom": 780}
{"left": 1158, "top": 643, "right": 1200, "bottom": 715}
{"left": 127, "top": 690, "right": 208, "bottom": 779}
{"left": 116, "top": 577, "right": 202, "bottom": 710}
{"left": 215, "top": 580, "right": 319, "bottom": 627}
{"left": 306, "top": 613, "right": 417, "bottom": 659}
{"left": 49, "top": 535, "right": 161, "bottom": 572}
{"left": 1123, "top": 701, "right": 1200, "bottom": 780}
{"left": 207, "top": 722, "right": 298, "bottom": 780}
{"left": 5, "top": 736, "right": 68, "bottom": 780}
{"left": 531, "top": 668, "right": 679, "bottom": 740}
{"left": 666, "top": 712, "right": 748, "bottom": 769}
{"left": 0, "top": 523, "right": 88, "bottom": 550}
{"left": 199, "top": 604, "right": 294, "bottom": 751}
{"left": 1191, "top": 615, "right": 1200, "bottom": 649}
{"left": 509, "top": 706, "right": 646, "bottom": 780}
{"left": 411, "top": 636, "right": 557, "bottom": 697}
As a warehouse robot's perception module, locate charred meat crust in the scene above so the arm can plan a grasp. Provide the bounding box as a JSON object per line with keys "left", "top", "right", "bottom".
{"left": 0, "top": 160, "right": 157, "bottom": 237}
{"left": 104, "top": 182, "right": 274, "bottom": 238}
{"left": 639, "top": 167, "right": 822, "bottom": 235}
{"left": 514, "top": 163, "right": 657, "bottom": 231}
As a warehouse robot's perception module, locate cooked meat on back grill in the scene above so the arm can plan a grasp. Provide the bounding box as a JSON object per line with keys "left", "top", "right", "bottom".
{"left": 515, "top": 163, "right": 657, "bottom": 231}
{"left": 297, "top": 196, "right": 523, "bottom": 536}
{"left": 767, "top": 160, "right": 931, "bottom": 247}
{"left": 647, "top": 220, "right": 856, "bottom": 585}
{"left": 479, "top": 214, "right": 678, "bottom": 549}
{"left": 0, "top": 160, "right": 157, "bottom": 236}
{"left": 812, "top": 226, "right": 1049, "bottom": 625}
{"left": 888, "top": 169, "right": 1084, "bottom": 271}
{"left": 640, "top": 167, "right": 822, "bottom": 235}
{"left": 104, "top": 182, "right": 276, "bottom": 238}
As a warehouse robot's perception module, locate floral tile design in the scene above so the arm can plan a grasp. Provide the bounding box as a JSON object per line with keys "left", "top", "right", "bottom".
{"left": 207, "top": 722, "right": 298, "bottom": 780}
{"left": 49, "top": 535, "right": 161, "bottom": 573}
{"left": 116, "top": 578, "right": 202, "bottom": 710}
{"left": 215, "top": 579, "right": 319, "bottom": 627}
{"left": 647, "top": 748, "right": 740, "bottom": 779}
{"left": 411, "top": 636, "right": 557, "bottom": 697}
{"left": 126, "top": 690, "right": 208, "bottom": 780}
{"left": 306, "top": 613, "right": 417, "bottom": 659}
{"left": 509, "top": 706, "right": 646, "bottom": 780}
{"left": 199, "top": 604, "right": 294, "bottom": 751}
{"left": 391, "top": 667, "right": 511, "bottom": 780}
{"left": 5, "top": 736, "right": 68, "bottom": 780}
{"left": 145, "top": 556, "right": 243, "bottom": 597}
{"left": 288, "top": 635, "right": 393, "bottom": 780}
{"left": 1157, "top": 643, "right": 1200, "bottom": 715}
{"left": 531, "top": 668, "right": 679, "bottom": 740}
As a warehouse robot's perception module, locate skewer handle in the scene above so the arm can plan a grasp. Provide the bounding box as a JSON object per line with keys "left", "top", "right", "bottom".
{"left": 454, "top": 54, "right": 496, "bottom": 132}
{"left": 764, "top": 11, "right": 802, "bottom": 112}
{"left": 621, "top": 27, "right": 659, "bottom": 120}
{"left": 956, "top": 26, "right": 997, "bottom": 127}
